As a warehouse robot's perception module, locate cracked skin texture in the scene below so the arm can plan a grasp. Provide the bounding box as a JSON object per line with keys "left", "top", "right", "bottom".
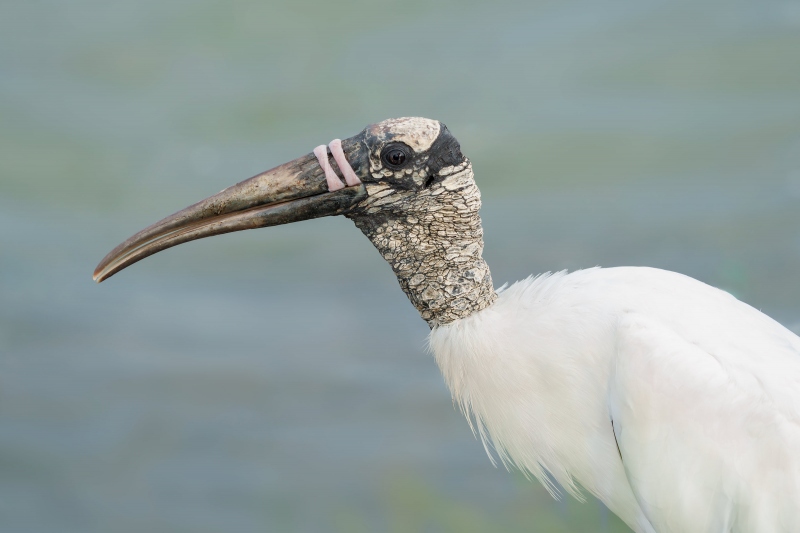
{"left": 346, "top": 159, "right": 497, "bottom": 328}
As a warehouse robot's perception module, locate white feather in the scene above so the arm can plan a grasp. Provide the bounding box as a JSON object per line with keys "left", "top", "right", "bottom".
{"left": 430, "top": 266, "right": 800, "bottom": 533}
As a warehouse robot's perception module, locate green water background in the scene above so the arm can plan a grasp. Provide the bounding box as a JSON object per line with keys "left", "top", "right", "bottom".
{"left": 2, "top": 0, "right": 800, "bottom": 531}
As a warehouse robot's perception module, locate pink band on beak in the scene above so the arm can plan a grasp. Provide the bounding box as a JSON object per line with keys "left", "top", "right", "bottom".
{"left": 328, "top": 139, "right": 362, "bottom": 187}
{"left": 314, "top": 140, "right": 362, "bottom": 192}
{"left": 314, "top": 145, "right": 344, "bottom": 191}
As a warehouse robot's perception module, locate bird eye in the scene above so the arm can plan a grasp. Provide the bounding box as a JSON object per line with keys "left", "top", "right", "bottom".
{"left": 381, "top": 144, "right": 411, "bottom": 169}
{"left": 387, "top": 150, "right": 405, "bottom": 166}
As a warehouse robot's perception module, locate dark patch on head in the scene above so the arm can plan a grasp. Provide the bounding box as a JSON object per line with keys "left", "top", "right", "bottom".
{"left": 426, "top": 123, "right": 464, "bottom": 176}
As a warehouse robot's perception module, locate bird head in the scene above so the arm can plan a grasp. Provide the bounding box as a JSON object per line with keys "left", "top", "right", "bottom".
{"left": 94, "top": 117, "right": 496, "bottom": 327}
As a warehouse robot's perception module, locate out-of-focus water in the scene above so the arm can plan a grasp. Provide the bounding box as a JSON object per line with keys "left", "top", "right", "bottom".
{"left": 1, "top": 0, "right": 799, "bottom": 531}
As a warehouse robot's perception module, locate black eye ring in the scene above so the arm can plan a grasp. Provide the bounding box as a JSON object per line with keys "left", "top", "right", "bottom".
{"left": 381, "top": 143, "right": 412, "bottom": 170}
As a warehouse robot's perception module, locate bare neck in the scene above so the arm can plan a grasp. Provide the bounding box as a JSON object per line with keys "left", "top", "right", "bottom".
{"left": 347, "top": 162, "right": 498, "bottom": 328}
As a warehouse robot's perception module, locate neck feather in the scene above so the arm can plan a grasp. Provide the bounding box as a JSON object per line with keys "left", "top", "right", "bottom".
{"left": 347, "top": 162, "right": 497, "bottom": 327}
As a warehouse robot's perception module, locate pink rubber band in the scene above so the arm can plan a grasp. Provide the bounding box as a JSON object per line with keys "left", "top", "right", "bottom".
{"left": 313, "top": 145, "right": 344, "bottom": 191}
{"left": 328, "top": 139, "right": 362, "bottom": 187}
{"left": 313, "top": 140, "right": 362, "bottom": 192}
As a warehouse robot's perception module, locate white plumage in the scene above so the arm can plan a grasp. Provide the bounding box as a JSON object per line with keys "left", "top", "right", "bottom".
{"left": 432, "top": 267, "right": 800, "bottom": 532}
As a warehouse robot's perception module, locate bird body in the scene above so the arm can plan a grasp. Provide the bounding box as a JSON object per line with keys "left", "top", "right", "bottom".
{"left": 432, "top": 266, "right": 800, "bottom": 532}
{"left": 95, "top": 117, "right": 800, "bottom": 532}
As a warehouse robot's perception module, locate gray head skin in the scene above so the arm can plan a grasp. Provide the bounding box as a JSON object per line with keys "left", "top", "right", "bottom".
{"left": 345, "top": 118, "right": 497, "bottom": 326}
{"left": 94, "top": 117, "right": 498, "bottom": 328}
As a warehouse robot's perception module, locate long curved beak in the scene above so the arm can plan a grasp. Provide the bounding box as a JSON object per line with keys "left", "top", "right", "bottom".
{"left": 93, "top": 137, "right": 367, "bottom": 283}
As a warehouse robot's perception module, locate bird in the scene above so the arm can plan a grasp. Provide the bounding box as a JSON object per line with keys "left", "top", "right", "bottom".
{"left": 94, "top": 117, "right": 800, "bottom": 532}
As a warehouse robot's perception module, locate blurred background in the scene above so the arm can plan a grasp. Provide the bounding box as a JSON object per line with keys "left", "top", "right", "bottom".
{"left": 2, "top": 0, "right": 800, "bottom": 531}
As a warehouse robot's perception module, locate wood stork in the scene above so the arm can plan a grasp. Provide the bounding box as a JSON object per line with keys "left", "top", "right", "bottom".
{"left": 94, "top": 117, "right": 800, "bottom": 532}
